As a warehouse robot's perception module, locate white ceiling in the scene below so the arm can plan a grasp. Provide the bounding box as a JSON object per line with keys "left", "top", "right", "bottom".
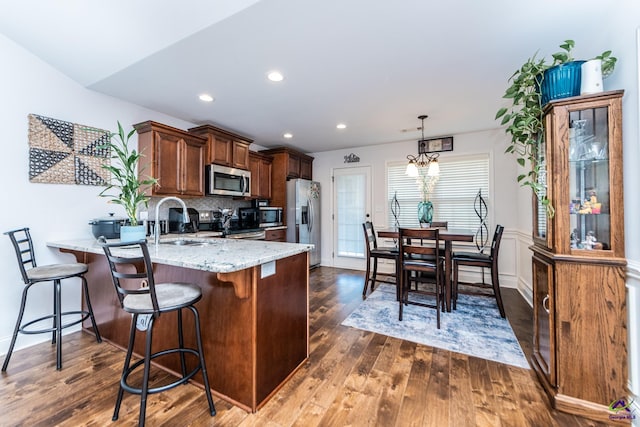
{"left": 0, "top": 0, "right": 633, "bottom": 153}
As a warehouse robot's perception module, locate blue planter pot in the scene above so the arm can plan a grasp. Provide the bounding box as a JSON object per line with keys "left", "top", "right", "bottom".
{"left": 540, "top": 61, "right": 585, "bottom": 105}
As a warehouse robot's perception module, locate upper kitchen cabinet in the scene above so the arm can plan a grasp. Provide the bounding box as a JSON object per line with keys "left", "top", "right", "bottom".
{"left": 134, "top": 121, "right": 207, "bottom": 197}
{"left": 249, "top": 151, "right": 272, "bottom": 200}
{"left": 530, "top": 90, "right": 626, "bottom": 422}
{"left": 188, "top": 124, "right": 252, "bottom": 170}
{"left": 260, "top": 147, "right": 313, "bottom": 180}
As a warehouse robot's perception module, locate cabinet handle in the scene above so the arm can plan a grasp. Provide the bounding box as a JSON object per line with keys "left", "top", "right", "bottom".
{"left": 542, "top": 294, "right": 550, "bottom": 314}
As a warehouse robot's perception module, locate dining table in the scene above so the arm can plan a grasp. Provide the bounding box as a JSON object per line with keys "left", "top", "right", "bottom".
{"left": 377, "top": 227, "right": 474, "bottom": 312}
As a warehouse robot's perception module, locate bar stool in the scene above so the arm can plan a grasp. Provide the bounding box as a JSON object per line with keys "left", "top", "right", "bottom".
{"left": 3, "top": 227, "right": 102, "bottom": 371}
{"left": 99, "top": 238, "right": 215, "bottom": 426}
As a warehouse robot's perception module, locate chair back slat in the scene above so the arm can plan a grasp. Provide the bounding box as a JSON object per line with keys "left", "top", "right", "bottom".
{"left": 362, "top": 221, "right": 378, "bottom": 252}
{"left": 399, "top": 228, "right": 441, "bottom": 261}
{"left": 4, "top": 228, "right": 37, "bottom": 284}
{"left": 100, "top": 239, "right": 160, "bottom": 315}
{"left": 490, "top": 225, "right": 505, "bottom": 260}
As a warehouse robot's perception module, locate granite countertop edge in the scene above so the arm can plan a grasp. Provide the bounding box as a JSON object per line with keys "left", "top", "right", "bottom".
{"left": 47, "top": 237, "right": 312, "bottom": 273}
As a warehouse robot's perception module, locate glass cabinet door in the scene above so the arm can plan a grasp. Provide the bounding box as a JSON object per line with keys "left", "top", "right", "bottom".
{"left": 568, "top": 106, "right": 611, "bottom": 251}
{"left": 534, "top": 137, "right": 548, "bottom": 242}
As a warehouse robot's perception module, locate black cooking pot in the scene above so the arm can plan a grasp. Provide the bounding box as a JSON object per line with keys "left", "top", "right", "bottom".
{"left": 89, "top": 213, "right": 126, "bottom": 239}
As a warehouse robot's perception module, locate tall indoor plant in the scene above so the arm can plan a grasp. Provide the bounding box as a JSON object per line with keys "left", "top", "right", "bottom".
{"left": 99, "top": 121, "right": 157, "bottom": 241}
{"left": 495, "top": 40, "right": 616, "bottom": 218}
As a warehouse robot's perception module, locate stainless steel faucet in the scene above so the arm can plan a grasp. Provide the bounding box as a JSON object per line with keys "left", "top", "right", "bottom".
{"left": 154, "top": 196, "right": 189, "bottom": 245}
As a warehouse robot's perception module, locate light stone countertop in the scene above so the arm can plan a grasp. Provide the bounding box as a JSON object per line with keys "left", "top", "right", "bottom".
{"left": 47, "top": 236, "right": 312, "bottom": 273}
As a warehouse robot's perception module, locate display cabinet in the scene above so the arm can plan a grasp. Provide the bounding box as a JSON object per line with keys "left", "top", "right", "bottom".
{"left": 530, "top": 90, "right": 627, "bottom": 423}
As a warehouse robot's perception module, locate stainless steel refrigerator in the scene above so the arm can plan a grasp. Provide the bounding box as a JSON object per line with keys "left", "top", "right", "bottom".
{"left": 286, "top": 179, "right": 321, "bottom": 268}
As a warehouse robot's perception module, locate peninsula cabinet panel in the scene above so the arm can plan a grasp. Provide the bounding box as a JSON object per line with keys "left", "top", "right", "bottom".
{"left": 70, "top": 249, "right": 309, "bottom": 413}
{"left": 189, "top": 124, "right": 252, "bottom": 170}
{"left": 530, "top": 91, "right": 627, "bottom": 423}
{"left": 135, "top": 121, "right": 206, "bottom": 197}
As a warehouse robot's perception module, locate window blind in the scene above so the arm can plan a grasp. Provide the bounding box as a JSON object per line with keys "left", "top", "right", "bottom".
{"left": 387, "top": 155, "right": 490, "bottom": 231}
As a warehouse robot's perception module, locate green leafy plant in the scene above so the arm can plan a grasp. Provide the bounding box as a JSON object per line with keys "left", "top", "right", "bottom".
{"left": 495, "top": 53, "right": 553, "bottom": 216}
{"left": 595, "top": 50, "right": 617, "bottom": 78}
{"left": 495, "top": 39, "right": 617, "bottom": 218}
{"left": 98, "top": 122, "right": 157, "bottom": 225}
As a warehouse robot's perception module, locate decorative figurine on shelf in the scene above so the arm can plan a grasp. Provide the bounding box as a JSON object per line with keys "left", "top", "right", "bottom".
{"left": 584, "top": 230, "right": 598, "bottom": 250}
{"left": 570, "top": 229, "right": 579, "bottom": 249}
{"left": 578, "top": 189, "right": 602, "bottom": 214}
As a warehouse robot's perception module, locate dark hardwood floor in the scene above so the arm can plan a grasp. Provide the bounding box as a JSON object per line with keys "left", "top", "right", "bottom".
{"left": 0, "top": 267, "right": 615, "bottom": 426}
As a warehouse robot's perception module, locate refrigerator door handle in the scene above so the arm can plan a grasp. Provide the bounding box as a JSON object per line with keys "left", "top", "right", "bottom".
{"left": 307, "top": 198, "right": 313, "bottom": 233}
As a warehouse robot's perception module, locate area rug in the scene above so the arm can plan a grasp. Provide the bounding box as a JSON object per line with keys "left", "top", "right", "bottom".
{"left": 341, "top": 284, "right": 529, "bottom": 369}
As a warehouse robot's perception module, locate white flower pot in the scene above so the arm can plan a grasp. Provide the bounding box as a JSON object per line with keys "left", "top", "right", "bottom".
{"left": 580, "top": 59, "right": 604, "bottom": 95}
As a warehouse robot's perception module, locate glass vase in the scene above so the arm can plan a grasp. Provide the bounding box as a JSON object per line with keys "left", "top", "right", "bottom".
{"left": 418, "top": 201, "right": 433, "bottom": 225}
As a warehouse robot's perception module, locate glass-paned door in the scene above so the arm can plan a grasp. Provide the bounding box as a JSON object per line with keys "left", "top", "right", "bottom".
{"left": 333, "top": 166, "right": 371, "bottom": 269}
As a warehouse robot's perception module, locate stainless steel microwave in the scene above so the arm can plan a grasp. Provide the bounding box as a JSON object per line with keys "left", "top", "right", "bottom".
{"left": 206, "top": 164, "right": 251, "bottom": 197}
{"left": 258, "top": 207, "right": 283, "bottom": 227}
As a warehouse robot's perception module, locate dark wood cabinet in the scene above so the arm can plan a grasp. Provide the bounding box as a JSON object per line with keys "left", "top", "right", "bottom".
{"left": 134, "top": 121, "right": 206, "bottom": 197}
{"left": 264, "top": 228, "right": 286, "bottom": 242}
{"left": 249, "top": 151, "right": 272, "bottom": 200}
{"left": 188, "top": 124, "right": 252, "bottom": 170}
{"left": 530, "top": 91, "right": 627, "bottom": 423}
{"left": 260, "top": 147, "right": 314, "bottom": 225}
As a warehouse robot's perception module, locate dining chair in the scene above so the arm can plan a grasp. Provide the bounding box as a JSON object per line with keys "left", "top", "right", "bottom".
{"left": 452, "top": 224, "right": 505, "bottom": 318}
{"left": 3, "top": 227, "right": 102, "bottom": 371}
{"left": 99, "top": 238, "right": 216, "bottom": 426}
{"left": 398, "top": 228, "right": 444, "bottom": 328}
{"left": 362, "top": 221, "right": 398, "bottom": 297}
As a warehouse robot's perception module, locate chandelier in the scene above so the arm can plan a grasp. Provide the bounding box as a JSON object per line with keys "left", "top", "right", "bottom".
{"left": 406, "top": 115, "right": 440, "bottom": 178}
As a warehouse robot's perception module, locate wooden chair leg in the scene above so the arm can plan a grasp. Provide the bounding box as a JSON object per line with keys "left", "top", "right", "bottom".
{"left": 452, "top": 260, "right": 458, "bottom": 310}
{"left": 363, "top": 256, "right": 372, "bottom": 296}
{"left": 371, "top": 258, "right": 379, "bottom": 292}
{"left": 491, "top": 266, "right": 506, "bottom": 318}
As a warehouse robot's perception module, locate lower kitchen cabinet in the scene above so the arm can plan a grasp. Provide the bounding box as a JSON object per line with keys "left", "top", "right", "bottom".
{"left": 264, "top": 228, "right": 286, "bottom": 242}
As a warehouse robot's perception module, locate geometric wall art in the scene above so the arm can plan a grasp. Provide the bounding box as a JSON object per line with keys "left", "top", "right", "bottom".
{"left": 28, "top": 114, "right": 111, "bottom": 186}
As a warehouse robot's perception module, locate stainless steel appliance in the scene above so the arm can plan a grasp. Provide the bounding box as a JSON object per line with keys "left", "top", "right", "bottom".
{"left": 169, "top": 207, "right": 199, "bottom": 233}
{"left": 257, "top": 207, "right": 283, "bottom": 227}
{"left": 286, "top": 179, "right": 320, "bottom": 267}
{"left": 206, "top": 164, "right": 251, "bottom": 197}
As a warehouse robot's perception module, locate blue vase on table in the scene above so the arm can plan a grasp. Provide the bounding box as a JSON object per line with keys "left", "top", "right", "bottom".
{"left": 418, "top": 201, "right": 433, "bottom": 225}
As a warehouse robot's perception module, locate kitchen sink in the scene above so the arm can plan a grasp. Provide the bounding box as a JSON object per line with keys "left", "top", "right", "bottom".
{"left": 160, "top": 239, "right": 215, "bottom": 246}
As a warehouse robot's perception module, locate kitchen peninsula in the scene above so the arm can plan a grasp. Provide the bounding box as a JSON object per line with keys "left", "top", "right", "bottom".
{"left": 47, "top": 237, "right": 312, "bottom": 413}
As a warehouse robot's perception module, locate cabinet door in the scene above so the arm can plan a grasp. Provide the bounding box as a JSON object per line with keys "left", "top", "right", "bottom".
{"left": 287, "top": 154, "right": 300, "bottom": 179}
{"left": 232, "top": 141, "right": 250, "bottom": 170}
{"left": 153, "top": 131, "right": 181, "bottom": 195}
{"left": 211, "top": 135, "right": 232, "bottom": 166}
{"left": 300, "top": 157, "right": 312, "bottom": 180}
{"left": 181, "top": 137, "right": 205, "bottom": 196}
{"left": 567, "top": 107, "right": 612, "bottom": 253}
{"left": 259, "top": 158, "right": 272, "bottom": 199}
{"left": 264, "top": 229, "right": 286, "bottom": 242}
{"left": 532, "top": 254, "right": 556, "bottom": 387}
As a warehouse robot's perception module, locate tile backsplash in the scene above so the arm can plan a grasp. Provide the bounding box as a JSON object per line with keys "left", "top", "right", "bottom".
{"left": 144, "top": 196, "right": 252, "bottom": 221}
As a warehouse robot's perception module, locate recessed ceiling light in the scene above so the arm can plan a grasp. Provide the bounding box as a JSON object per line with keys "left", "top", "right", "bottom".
{"left": 199, "top": 94, "right": 214, "bottom": 102}
{"left": 336, "top": 123, "right": 347, "bottom": 129}
{"left": 283, "top": 132, "right": 293, "bottom": 139}
{"left": 268, "top": 71, "right": 284, "bottom": 82}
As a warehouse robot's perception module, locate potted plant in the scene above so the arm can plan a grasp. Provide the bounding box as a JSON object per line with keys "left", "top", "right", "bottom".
{"left": 99, "top": 121, "right": 158, "bottom": 242}
{"left": 495, "top": 40, "right": 616, "bottom": 217}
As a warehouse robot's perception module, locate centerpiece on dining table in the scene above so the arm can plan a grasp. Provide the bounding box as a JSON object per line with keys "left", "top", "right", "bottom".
{"left": 416, "top": 167, "right": 439, "bottom": 224}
